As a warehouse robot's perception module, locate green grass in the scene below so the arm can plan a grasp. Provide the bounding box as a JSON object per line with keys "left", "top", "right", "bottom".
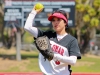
{"left": 72, "top": 56, "right": 100, "bottom": 73}
{"left": 26, "top": 58, "right": 40, "bottom": 72}
{"left": 23, "top": 32, "right": 34, "bottom": 43}
{"left": 0, "top": 51, "right": 100, "bottom": 73}
{"left": 0, "top": 50, "right": 41, "bottom": 72}
{"left": 0, "top": 46, "right": 100, "bottom": 73}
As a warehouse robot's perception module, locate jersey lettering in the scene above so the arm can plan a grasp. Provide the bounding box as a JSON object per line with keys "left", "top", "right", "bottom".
{"left": 51, "top": 44, "right": 64, "bottom": 56}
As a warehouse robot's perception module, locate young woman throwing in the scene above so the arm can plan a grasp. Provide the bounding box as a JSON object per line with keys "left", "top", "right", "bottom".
{"left": 24, "top": 6, "right": 81, "bottom": 75}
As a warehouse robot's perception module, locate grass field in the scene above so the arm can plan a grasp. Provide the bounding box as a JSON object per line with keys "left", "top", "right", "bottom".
{"left": 72, "top": 54, "right": 100, "bottom": 73}
{"left": 0, "top": 47, "right": 100, "bottom": 73}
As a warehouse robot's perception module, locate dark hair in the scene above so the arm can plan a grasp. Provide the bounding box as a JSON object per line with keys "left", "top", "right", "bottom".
{"left": 52, "top": 10, "right": 69, "bottom": 31}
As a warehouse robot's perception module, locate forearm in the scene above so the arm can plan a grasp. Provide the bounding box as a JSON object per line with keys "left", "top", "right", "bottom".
{"left": 24, "top": 9, "right": 37, "bottom": 29}
{"left": 24, "top": 10, "right": 38, "bottom": 38}
{"left": 53, "top": 54, "right": 77, "bottom": 65}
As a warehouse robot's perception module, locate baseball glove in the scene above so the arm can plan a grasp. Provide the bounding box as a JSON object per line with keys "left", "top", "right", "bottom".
{"left": 34, "top": 36, "right": 54, "bottom": 61}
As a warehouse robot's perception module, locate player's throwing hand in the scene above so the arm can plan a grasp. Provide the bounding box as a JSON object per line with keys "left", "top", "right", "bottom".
{"left": 33, "top": 3, "right": 44, "bottom": 14}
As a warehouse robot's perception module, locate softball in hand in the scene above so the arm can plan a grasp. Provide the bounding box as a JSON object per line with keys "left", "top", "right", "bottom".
{"left": 35, "top": 3, "right": 44, "bottom": 10}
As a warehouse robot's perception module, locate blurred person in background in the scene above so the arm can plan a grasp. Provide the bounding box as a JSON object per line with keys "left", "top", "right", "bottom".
{"left": 3, "top": 23, "right": 17, "bottom": 49}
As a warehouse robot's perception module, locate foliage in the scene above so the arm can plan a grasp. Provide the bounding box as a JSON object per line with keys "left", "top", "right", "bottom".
{"left": 93, "top": 0, "right": 100, "bottom": 7}
{"left": 74, "top": 0, "right": 100, "bottom": 54}
{"left": 76, "top": 0, "right": 100, "bottom": 28}
{"left": 76, "top": 4, "right": 85, "bottom": 12}
{"left": 83, "top": 14, "right": 90, "bottom": 22}
{"left": 90, "top": 18, "right": 99, "bottom": 27}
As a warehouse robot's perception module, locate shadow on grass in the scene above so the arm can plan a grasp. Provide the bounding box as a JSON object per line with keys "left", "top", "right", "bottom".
{"left": 0, "top": 54, "right": 38, "bottom": 60}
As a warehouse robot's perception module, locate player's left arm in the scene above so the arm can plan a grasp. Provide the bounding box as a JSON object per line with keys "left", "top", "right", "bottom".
{"left": 53, "top": 39, "right": 81, "bottom": 65}
{"left": 53, "top": 54, "right": 77, "bottom": 65}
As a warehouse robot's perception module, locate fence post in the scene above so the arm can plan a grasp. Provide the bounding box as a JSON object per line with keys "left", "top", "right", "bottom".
{"left": 16, "top": 30, "right": 21, "bottom": 61}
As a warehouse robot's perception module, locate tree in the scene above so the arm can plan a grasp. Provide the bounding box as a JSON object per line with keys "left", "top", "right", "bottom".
{"left": 75, "top": 0, "right": 100, "bottom": 54}
{"left": 0, "top": 0, "right": 4, "bottom": 42}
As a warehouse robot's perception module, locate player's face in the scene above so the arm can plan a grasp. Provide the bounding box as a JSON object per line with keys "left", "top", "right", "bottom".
{"left": 51, "top": 17, "right": 66, "bottom": 34}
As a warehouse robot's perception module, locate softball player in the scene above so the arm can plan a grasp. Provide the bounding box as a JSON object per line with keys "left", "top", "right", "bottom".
{"left": 24, "top": 6, "right": 81, "bottom": 75}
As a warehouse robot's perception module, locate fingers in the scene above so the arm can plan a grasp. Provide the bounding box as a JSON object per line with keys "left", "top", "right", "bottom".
{"left": 33, "top": 6, "right": 44, "bottom": 14}
{"left": 36, "top": 8, "right": 44, "bottom": 14}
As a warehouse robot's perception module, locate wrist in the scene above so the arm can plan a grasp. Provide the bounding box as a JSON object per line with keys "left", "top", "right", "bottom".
{"left": 30, "top": 9, "right": 37, "bottom": 15}
{"left": 53, "top": 54, "right": 60, "bottom": 60}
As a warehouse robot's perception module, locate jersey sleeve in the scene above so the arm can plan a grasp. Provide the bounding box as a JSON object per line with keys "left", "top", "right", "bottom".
{"left": 24, "top": 10, "right": 38, "bottom": 38}
{"left": 37, "top": 29, "right": 45, "bottom": 37}
{"left": 69, "top": 39, "right": 81, "bottom": 59}
{"left": 37, "top": 29, "right": 55, "bottom": 39}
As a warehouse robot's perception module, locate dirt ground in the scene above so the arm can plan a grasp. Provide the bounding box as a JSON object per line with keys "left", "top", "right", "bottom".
{"left": 0, "top": 58, "right": 29, "bottom": 71}
{"left": 0, "top": 47, "right": 35, "bottom": 71}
